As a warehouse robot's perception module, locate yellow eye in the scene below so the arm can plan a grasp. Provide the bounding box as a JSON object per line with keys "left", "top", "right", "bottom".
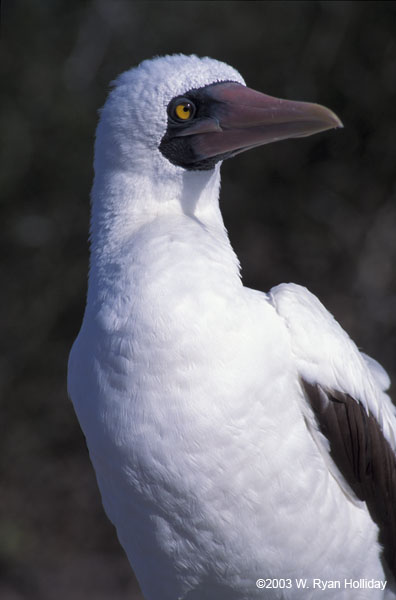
{"left": 172, "top": 99, "right": 196, "bottom": 121}
{"left": 175, "top": 102, "right": 193, "bottom": 120}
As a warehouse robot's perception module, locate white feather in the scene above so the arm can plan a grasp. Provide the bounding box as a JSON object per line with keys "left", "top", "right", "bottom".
{"left": 68, "top": 55, "right": 396, "bottom": 599}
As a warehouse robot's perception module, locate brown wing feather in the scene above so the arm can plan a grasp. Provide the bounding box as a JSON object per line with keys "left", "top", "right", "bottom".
{"left": 301, "top": 378, "right": 396, "bottom": 579}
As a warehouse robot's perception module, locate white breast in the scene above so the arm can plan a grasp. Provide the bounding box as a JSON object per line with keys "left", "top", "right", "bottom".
{"left": 69, "top": 215, "right": 387, "bottom": 600}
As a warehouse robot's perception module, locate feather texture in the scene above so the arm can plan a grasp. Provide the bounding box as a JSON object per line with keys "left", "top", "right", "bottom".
{"left": 68, "top": 55, "right": 396, "bottom": 599}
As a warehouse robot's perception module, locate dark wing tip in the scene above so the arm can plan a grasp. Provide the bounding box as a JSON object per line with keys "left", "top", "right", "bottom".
{"left": 301, "top": 378, "right": 396, "bottom": 579}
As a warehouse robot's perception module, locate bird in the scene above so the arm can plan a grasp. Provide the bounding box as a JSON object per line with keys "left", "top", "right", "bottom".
{"left": 68, "top": 54, "right": 396, "bottom": 599}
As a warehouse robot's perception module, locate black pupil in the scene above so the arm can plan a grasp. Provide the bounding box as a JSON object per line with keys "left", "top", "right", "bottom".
{"left": 182, "top": 104, "right": 190, "bottom": 113}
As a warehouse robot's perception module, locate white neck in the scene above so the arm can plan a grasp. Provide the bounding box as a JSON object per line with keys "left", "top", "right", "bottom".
{"left": 90, "top": 162, "right": 225, "bottom": 254}
{"left": 87, "top": 159, "right": 241, "bottom": 314}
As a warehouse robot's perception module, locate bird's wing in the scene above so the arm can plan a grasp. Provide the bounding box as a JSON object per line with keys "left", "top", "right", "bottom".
{"left": 269, "top": 282, "right": 396, "bottom": 578}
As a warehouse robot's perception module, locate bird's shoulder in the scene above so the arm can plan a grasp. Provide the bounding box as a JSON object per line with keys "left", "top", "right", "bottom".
{"left": 269, "top": 282, "right": 392, "bottom": 403}
{"left": 268, "top": 282, "right": 396, "bottom": 579}
{"left": 268, "top": 282, "right": 395, "bottom": 450}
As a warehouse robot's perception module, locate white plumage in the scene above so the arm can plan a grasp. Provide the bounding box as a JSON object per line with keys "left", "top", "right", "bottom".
{"left": 68, "top": 54, "right": 396, "bottom": 599}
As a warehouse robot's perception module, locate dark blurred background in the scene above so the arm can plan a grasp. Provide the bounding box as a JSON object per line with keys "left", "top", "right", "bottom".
{"left": 1, "top": 1, "right": 396, "bottom": 598}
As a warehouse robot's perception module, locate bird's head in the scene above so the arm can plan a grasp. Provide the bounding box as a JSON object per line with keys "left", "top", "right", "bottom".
{"left": 95, "top": 53, "right": 341, "bottom": 178}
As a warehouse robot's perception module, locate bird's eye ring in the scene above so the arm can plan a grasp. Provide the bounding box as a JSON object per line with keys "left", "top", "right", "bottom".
{"left": 170, "top": 98, "right": 196, "bottom": 122}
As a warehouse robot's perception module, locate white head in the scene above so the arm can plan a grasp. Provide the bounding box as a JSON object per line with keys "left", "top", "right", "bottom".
{"left": 95, "top": 55, "right": 244, "bottom": 175}
{"left": 92, "top": 55, "right": 247, "bottom": 231}
{"left": 92, "top": 54, "right": 341, "bottom": 236}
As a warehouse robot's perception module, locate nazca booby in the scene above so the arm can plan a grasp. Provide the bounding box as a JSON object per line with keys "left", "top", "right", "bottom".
{"left": 68, "top": 54, "right": 396, "bottom": 599}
